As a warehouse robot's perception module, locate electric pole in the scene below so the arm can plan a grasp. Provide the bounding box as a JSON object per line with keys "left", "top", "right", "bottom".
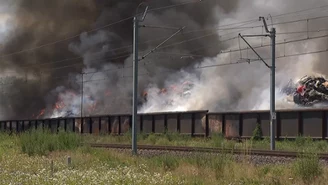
{"left": 270, "top": 26, "right": 276, "bottom": 151}
{"left": 81, "top": 72, "right": 84, "bottom": 118}
{"left": 239, "top": 17, "right": 276, "bottom": 150}
{"left": 132, "top": 3, "right": 148, "bottom": 155}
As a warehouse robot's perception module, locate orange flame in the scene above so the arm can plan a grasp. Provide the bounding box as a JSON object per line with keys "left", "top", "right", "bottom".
{"left": 36, "top": 109, "right": 45, "bottom": 119}
{"left": 54, "top": 101, "right": 66, "bottom": 110}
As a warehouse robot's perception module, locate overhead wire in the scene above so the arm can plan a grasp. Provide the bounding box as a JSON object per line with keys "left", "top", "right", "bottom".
{"left": 0, "top": 0, "right": 327, "bottom": 61}
{"left": 1, "top": 2, "right": 327, "bottom": 73}
{"left": 4, "top": 2, "right": 328, "bottom": 115}
{"left": 10, "top": 19, "right": 258, "bottom": 72}
{"left": 158, "top": 16, "right": 328, "bottom": 49}
{"left": 17, "top": 13, "right": 327, "bottom": 71}
{"left": 0, "top": 0, "right": 204, "bottom": 59}
{"left": 219, "top": 33, "right": 328, "bottom": 55}
{"left": 3, "top": 4, "right": 328, "bottom": 85}
{"left": 5, "top": 29, "right": 328, "bottom": 86}
{"left": 57, "top": 46, "right": 328, "bottom": 84}
{"left": 143, "top": 48, "right": 328, "bottom": 75}
{"left": 5, "top": 15, "right": 328, "bottom": 79}
{"left": 271, "top": 3, "right": 328, "bottom": 18}
{"left": 2, "top": 41, "right": 328, "bottom": 87}
{"left": 178, "top": 5, "right": 328, "bottom": 35}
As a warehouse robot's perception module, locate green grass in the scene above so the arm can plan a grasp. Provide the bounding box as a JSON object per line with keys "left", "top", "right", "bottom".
{"left": 0, "top": 130, "right": 328, "bottom": 184}
{"left": 292, "top": 151, "right": 323, "bottom": 184}
{"left": 19, "top": 128, "right": 82, "bottom": 156}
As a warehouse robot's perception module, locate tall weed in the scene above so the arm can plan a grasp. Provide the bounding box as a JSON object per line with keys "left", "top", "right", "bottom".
{"left": 292, "top": 151, "right": 323, "bottom": 184}
{"left": 150, "top": 154, "right": 180, "bottom": 171}
{"left": 210, "top": 133, "right": 224, "bottom": 148}
{"left": 19, "top": 128, "right": 82, "bottom": 156}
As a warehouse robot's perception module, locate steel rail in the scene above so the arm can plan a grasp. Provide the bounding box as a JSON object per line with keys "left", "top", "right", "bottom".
{"left": 87, "top": 143, "right": 328, "bottom": 159}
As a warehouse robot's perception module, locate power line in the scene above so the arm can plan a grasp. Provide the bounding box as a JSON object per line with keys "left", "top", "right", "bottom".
{"left": 53, "top": 47, "right": 328, "bottom": 83}
{"left": 0, "top": 16, "right": 133, "bottom": 59}
{"left": 183, "top": 27, "right": 328, "bottom": 56}
{"left": 6, "top": 22, "right": 328, "bottom": 76}
{"left": 146, "top": 15, "right": 328, "bottom": 52}
{"left": 276, "top": 29, "right": 328, "bottom": 35}
{"left": 1, "top": 1, "right": 326, "bottom": 61}
{"left": 145, "top": 47, "right": 328, "bottom": 74}
{"left": 220, "top": 33, "right": 328, "bottom": 55}
{"left": 2, "top": 4, "right": 327, "bottom": 72}
{"left": 0, "top": 9, "right": 255, "bottom": 69}
{"left": 271, "top": 4, "right": 328, "bottom": 18}
{"left": 178, "top": 3, "right": 328, "bottom": 34}
{"left": 9, "top": 23, "right": 255, "bottom": 71}
{"left": 0, "top": 0, "right": 205, "bottom": 59}
{"left": 2, "top": 45, "right": 328, "bottom": 86}
{"left": 156, "top": 33, "right": 238, "bottom": 51}
{"left": 253, "top": 48, "right": 328, "bottom": 62}
{"left": 183, "top": 14, "right": 328, "bottom": 36}
{"left": 18, "top": 17, "right": 323, "bottom": 71}
{"left": 7, "top": 26, "right": 328, "bottom": 75}
{"left": 2, "top": 9, "right": 328, "bottom": 78}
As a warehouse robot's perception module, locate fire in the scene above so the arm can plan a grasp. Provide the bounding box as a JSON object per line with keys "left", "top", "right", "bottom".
{"left": 33, "top": 89, "right": 106, "bottom": 119}
{"left": 54, "top": 101, "right": 66, "bottom": 109}
{"left": 35, "top": 108, "right": 45, "bottom": 119}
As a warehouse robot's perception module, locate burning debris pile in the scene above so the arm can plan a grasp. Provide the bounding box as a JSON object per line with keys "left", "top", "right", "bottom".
{"left": 140, "top": 81, "right": 194, "bottom": 111}
{"left": 31, "top": 87, "right": 112, "bottom": 119}
{"left": 283, "top": 75, "right": 328, "bottom": 106}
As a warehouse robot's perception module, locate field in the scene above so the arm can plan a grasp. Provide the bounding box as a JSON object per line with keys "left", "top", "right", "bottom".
{"left": 0, "top": 128, "right": 328, "bottom": 184}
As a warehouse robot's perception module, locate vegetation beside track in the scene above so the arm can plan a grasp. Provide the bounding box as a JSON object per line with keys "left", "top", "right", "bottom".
{"left": 0, "top": 128, "right": 328, "bottom": 184}
{"left": 85, "top": 130, "right": 328, "bottom": 153}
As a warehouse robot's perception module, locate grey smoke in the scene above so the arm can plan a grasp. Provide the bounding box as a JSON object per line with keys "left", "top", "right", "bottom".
{"left": 55, "top": 0, "right": 241, "bottom": 116}
{"left": 140, "top": 0, "right": 328, "bottom": 112}
{"left": 0, "top": 0, "right": 327, "bottom": 119}
{"left": 0, "top": 0, "right": 240, "bottom": 119}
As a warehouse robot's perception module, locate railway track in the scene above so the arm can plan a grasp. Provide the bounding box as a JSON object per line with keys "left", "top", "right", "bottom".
{"left": 88, "top": 143, "right": 328, "bottom": 159}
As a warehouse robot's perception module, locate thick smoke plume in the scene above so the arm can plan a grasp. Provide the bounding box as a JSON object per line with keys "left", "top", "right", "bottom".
{"left": 139, "top": 0, "right": 328, "bottom": 112}
{"left": 0, "top": 0, "right": 328, "bottom": 119}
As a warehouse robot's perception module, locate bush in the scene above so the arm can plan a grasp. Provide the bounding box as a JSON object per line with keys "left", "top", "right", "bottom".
{"left": 251, "top": 123, "right": 262, "bottom": 141}
{"left": 19, "top": 128, "right": 82, "bottom": 156}
{"left": 210, "top": 133, "right": 224, "bottom": 148}
{"left": 295, "top": 135, "right": 313, "bottom": 147}
{"left": 57, "top": 129, "right": 82, "bottom": 150}
{"left": 145, "top": 133, "right": 158, "bottom": 145}
{"left": 292, "top": 152, "right": 323, "bottom": 184}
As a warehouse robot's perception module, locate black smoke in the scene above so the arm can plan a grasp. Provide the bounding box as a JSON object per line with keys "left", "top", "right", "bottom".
{"left": 0, "top": 0, "right": 240, "bottom": 119}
